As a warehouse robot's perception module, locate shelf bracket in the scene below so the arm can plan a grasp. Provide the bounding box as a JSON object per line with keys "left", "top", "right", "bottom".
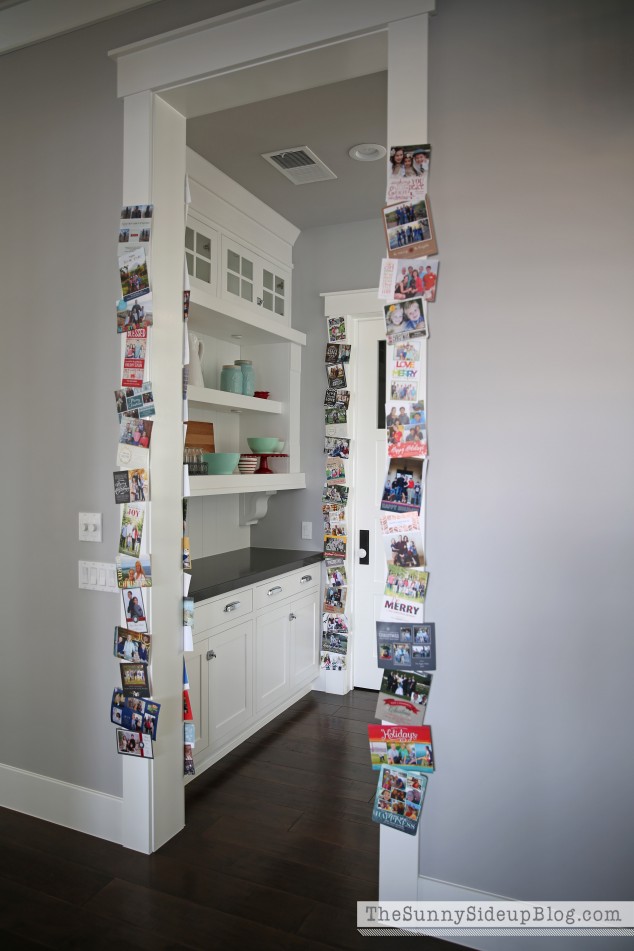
{"left": 239, "top": 490, "right": 277, "bottom": 526}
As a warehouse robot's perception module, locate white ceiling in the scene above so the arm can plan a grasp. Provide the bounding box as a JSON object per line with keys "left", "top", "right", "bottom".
{"left": 186, "top": 70, "right": 387, "bottom": 231}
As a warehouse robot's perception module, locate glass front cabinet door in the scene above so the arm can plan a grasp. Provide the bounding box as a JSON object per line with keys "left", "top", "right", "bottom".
{"left": 185, "top": 218, "right": 218, "bottom": 296}
{"left": 221, "top": 235, "right": 291, "bottom": 323}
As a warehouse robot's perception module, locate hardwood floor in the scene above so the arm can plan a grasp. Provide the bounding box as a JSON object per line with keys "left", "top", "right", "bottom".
{"left": 0, "top": 689, "right": 456, "bottom": 950}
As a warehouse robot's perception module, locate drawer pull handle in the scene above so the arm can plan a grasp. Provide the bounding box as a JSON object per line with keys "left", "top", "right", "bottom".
{"left": 206, "top": 649, "right": 217, "bottom": 661}
{"left": 267, "top": 585, "right": 283, "bottom": 596}
{"left": 224, "top": 601, "right": 240, "bottom": 613}
{"left": 300, "top": 574, "right": 312, "bottom": 583}
{"left": 289, "top": 613, "right": 297, "bottom": 621}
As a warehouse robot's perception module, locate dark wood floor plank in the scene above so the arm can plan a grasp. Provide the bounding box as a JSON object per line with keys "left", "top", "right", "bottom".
{"left": 0, "top": 878, "right": 188, "bottom": 951}
{"left": 241, "top": 731, "right": 372, "bottom": 767}
{"left": 202, "top": 815, "right": 378, "bottom": 884}
{"left": 0, "top": 928, "right": 50, "bottom": 950}
{"left": 288, "top": 813, "right": 379, "bottom": 855}
{"left": 336, "top": 690, "right": 380, "bottom": 710}
{"left": 329, "top": 705, "right": 379, "bottom": 724}
{"left": 228, "top": 850, "right": 378, "bottom": 910}
{"left": 84, "top": 879, "right": 335, "bottom": 951}
{"left": 213, "top": 753, "right": 377, "bottom": 803}
{"left": 232, "top": 735, "right": 377, "bottom": 786}
{"left": 299, "top": 905, "right": 453, "bottom": 951}
{"left": 0, "top": 838, "right": 111, "bottom": 906}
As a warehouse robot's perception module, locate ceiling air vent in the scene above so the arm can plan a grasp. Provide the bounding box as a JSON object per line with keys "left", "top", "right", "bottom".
{"left": 261, "top": 146, "right": 337, "bottom": 185}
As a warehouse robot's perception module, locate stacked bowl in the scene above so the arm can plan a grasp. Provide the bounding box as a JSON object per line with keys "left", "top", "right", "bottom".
{"left": 238, "top": 454, "right": 259, "bottom": 474}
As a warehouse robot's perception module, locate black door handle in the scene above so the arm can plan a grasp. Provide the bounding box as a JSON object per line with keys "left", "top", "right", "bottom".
{"left": 359, "top": 529, "right": 369, "bottom": 565}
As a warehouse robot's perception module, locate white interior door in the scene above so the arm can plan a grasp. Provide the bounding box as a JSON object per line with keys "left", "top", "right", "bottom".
{"left": 351, "top": 316, "right": 388, "bottom": 689}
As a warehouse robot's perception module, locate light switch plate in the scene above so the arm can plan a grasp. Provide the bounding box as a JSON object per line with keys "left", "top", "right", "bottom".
{"left": 78, "top": 561, "right": 119, "bottom": 593}
{"left": 79, "top": 512, "right": 102, "bottom": 542}
{"left": 301, "top": 521, "right": 313, "bottom": 540}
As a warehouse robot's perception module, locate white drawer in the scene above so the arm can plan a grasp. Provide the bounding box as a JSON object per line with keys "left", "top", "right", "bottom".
{"left": 254, "top": 565, "right": 320, "bottom": 610}
{"left": 195, "top": 587, "right": 253, "bottom": 633}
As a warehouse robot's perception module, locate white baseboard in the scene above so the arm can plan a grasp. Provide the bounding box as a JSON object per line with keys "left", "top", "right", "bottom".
{"left": 416, "top": 876, "right": 516, "bottom": 951}
{"left": 0, "top": 761, "right": 123, "bottom": 845}
{"left": 418, "top": 875, "right": 513, "bottom": 903}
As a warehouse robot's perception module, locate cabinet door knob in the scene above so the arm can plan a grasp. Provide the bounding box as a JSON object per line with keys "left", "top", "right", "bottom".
{"left": 206, "top": 649, "right": 217, "bottom": 661}
{"left": 267, "top": 585, "right": 283, "bottom": 596}
{"left": 224, "top": 600, "right": 240, "bottom": 613}
{"left": 289, "top": 613, "right": 297, "bottom": 621}
{"left": 300, "top": 574, "right": 312, "bottom": 583}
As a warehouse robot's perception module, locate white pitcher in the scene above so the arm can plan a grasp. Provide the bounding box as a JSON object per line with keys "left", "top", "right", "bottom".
{"left": 187, "top": 331, "right": 205, "bottom": 387}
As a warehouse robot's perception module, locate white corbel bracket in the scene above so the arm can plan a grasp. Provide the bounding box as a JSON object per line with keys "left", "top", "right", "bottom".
{"left": 239, "top": 490, "right": 277, "bottom": 526}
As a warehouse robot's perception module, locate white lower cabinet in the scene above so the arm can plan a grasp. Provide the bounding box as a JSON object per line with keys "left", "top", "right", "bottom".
{"left": 255, "top": 603, "right": 291, "bottom": 715}
{"left": 189, "top": 565, "right": 320, "bottom": 777}
{"left": 291, "top": 591, "right": 320, "bottom": 688}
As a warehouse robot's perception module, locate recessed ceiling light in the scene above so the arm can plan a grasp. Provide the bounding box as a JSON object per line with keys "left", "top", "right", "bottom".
{"left": 348, "top": 143, "right": 386, "bottom": 162}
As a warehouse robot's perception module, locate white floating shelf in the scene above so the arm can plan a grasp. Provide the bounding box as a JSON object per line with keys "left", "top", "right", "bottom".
{"left": 188, "top": 472, "right": 306, "bottom": 497}
{"left": 187, "top": 385, "right": 282, "bottom": 415}
{"left": 189, "top": 286, "right": 306, "bottom": 346}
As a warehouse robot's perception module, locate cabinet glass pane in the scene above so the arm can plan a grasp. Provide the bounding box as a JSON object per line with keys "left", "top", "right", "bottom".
{"left": 185, "top": 252, "right": 194, "bottom": 275}
{"left": 262, "top": 290, "right": 273, "bottom": 311}
{"left": 227, "top": 272, "right": 240, "bottom": 296}
{"left": 275, "top": 275, "right": 285, "bottom": 296}
{"left": 241, "top": 258, "right": 253, "bottom": 280}
{"left": 241, "top": 280, "right": 253, "bottom": 302}
{"left": 263, "top": 269, "right": 273, "bottom": 290}
{"left": 227, "top": 249, "right": 240, "bottom": 274}
{"left": 185, "top": 227, "right": 194, "bottom": 251}
{"left": 274, "top": 295, "right": 285, "bottom": 316}
{"left": 196, "top": 232, "right": 211, "bottom": 259}
{"left": 196, "top": 258, "right": 211, "bottom": 283}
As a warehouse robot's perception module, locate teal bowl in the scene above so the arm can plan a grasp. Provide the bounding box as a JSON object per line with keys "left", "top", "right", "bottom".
{"left": 246, "top": 437, "right": 279, "bottom": 453}
{"left": 203, "top": 452, "right": 239, "bottom": 475}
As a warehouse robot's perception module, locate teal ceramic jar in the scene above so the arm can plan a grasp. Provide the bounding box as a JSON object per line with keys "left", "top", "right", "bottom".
{"left": 220, "top": 364, "right": 242, "bottom": 394}
{"left": 235, "top": 359, "right": 255, "bottom": 397}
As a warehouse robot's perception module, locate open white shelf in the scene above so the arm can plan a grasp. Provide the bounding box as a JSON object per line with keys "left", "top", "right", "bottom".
{"left": 189, "top": 285, "right": 306, "bottom": 347}
{"left": 187, "top": 385, "right": 282, "bottom": 415}
{"left": 188, "top": 472, "right": 306, "bottom": 497}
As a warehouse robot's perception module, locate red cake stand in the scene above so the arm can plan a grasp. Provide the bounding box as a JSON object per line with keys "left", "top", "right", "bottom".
{"left": 255, "top": 453, "right": 288, "bottom": 475}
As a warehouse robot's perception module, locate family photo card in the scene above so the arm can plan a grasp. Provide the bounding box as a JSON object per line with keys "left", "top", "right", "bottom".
{"left": 386, "top": 144, "right": 431, "bottom": 205}
{"left": 368, "top": 724, "right": 434, "bottom": 773}
{"left": 376, "top": 620, "right": 436, "bottom": 673}
{"left": 372, "top": 765, "right": 428, "bottom": 835}
{"left": 383, "top": 196, "right": 438, "bottom": 259}
{"left": 121, "top": 586, "right": 147, "bottom": 634}
{"left": 375, "top": 670, "right": 433, "bottom": 727}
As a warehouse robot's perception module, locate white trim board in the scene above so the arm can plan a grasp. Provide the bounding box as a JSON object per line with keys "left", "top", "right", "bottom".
{"left": 0, "top": 762, "right": 123, "bottom": 845}
{"left": 109, "top": 0, "right": 436, "bottom": 99}
{"left": 0, "top": 0, "right": 159, "bottom": 56}
{"left": 417, "top": 877, "right": 519, "bottom": 951}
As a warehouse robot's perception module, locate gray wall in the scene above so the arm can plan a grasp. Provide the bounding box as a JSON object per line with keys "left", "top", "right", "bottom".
{"left": 0, "top": 0, "right": 257, "bottom": 798}
{"left": 251, "top": 217, "right": 385, "bottom": 550}
{"left": 257, "top": 0, "right": 634, "bottom": 942}
{"left": 419, "top": 0, "right": 634, "bottom": 945}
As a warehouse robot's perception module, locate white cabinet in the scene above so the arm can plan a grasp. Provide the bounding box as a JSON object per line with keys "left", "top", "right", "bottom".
{"left": 291, "top": 590, "right": 320, "bottom": 688}
{"left": 220, "top": 235, "right": 291, "bottom": 321}
{"left": 255, "top": 602, "right": 291, "bottom": 714}
{"left": 189, "top": 564, "right": 320, "bottom": 778}
{"left": 208, "top": 619, "right": 253, "bottom": 747}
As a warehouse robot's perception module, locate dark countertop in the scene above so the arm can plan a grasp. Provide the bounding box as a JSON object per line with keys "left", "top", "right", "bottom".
{"left": 190, "top": 547, "right": 323, "bottom": 602}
